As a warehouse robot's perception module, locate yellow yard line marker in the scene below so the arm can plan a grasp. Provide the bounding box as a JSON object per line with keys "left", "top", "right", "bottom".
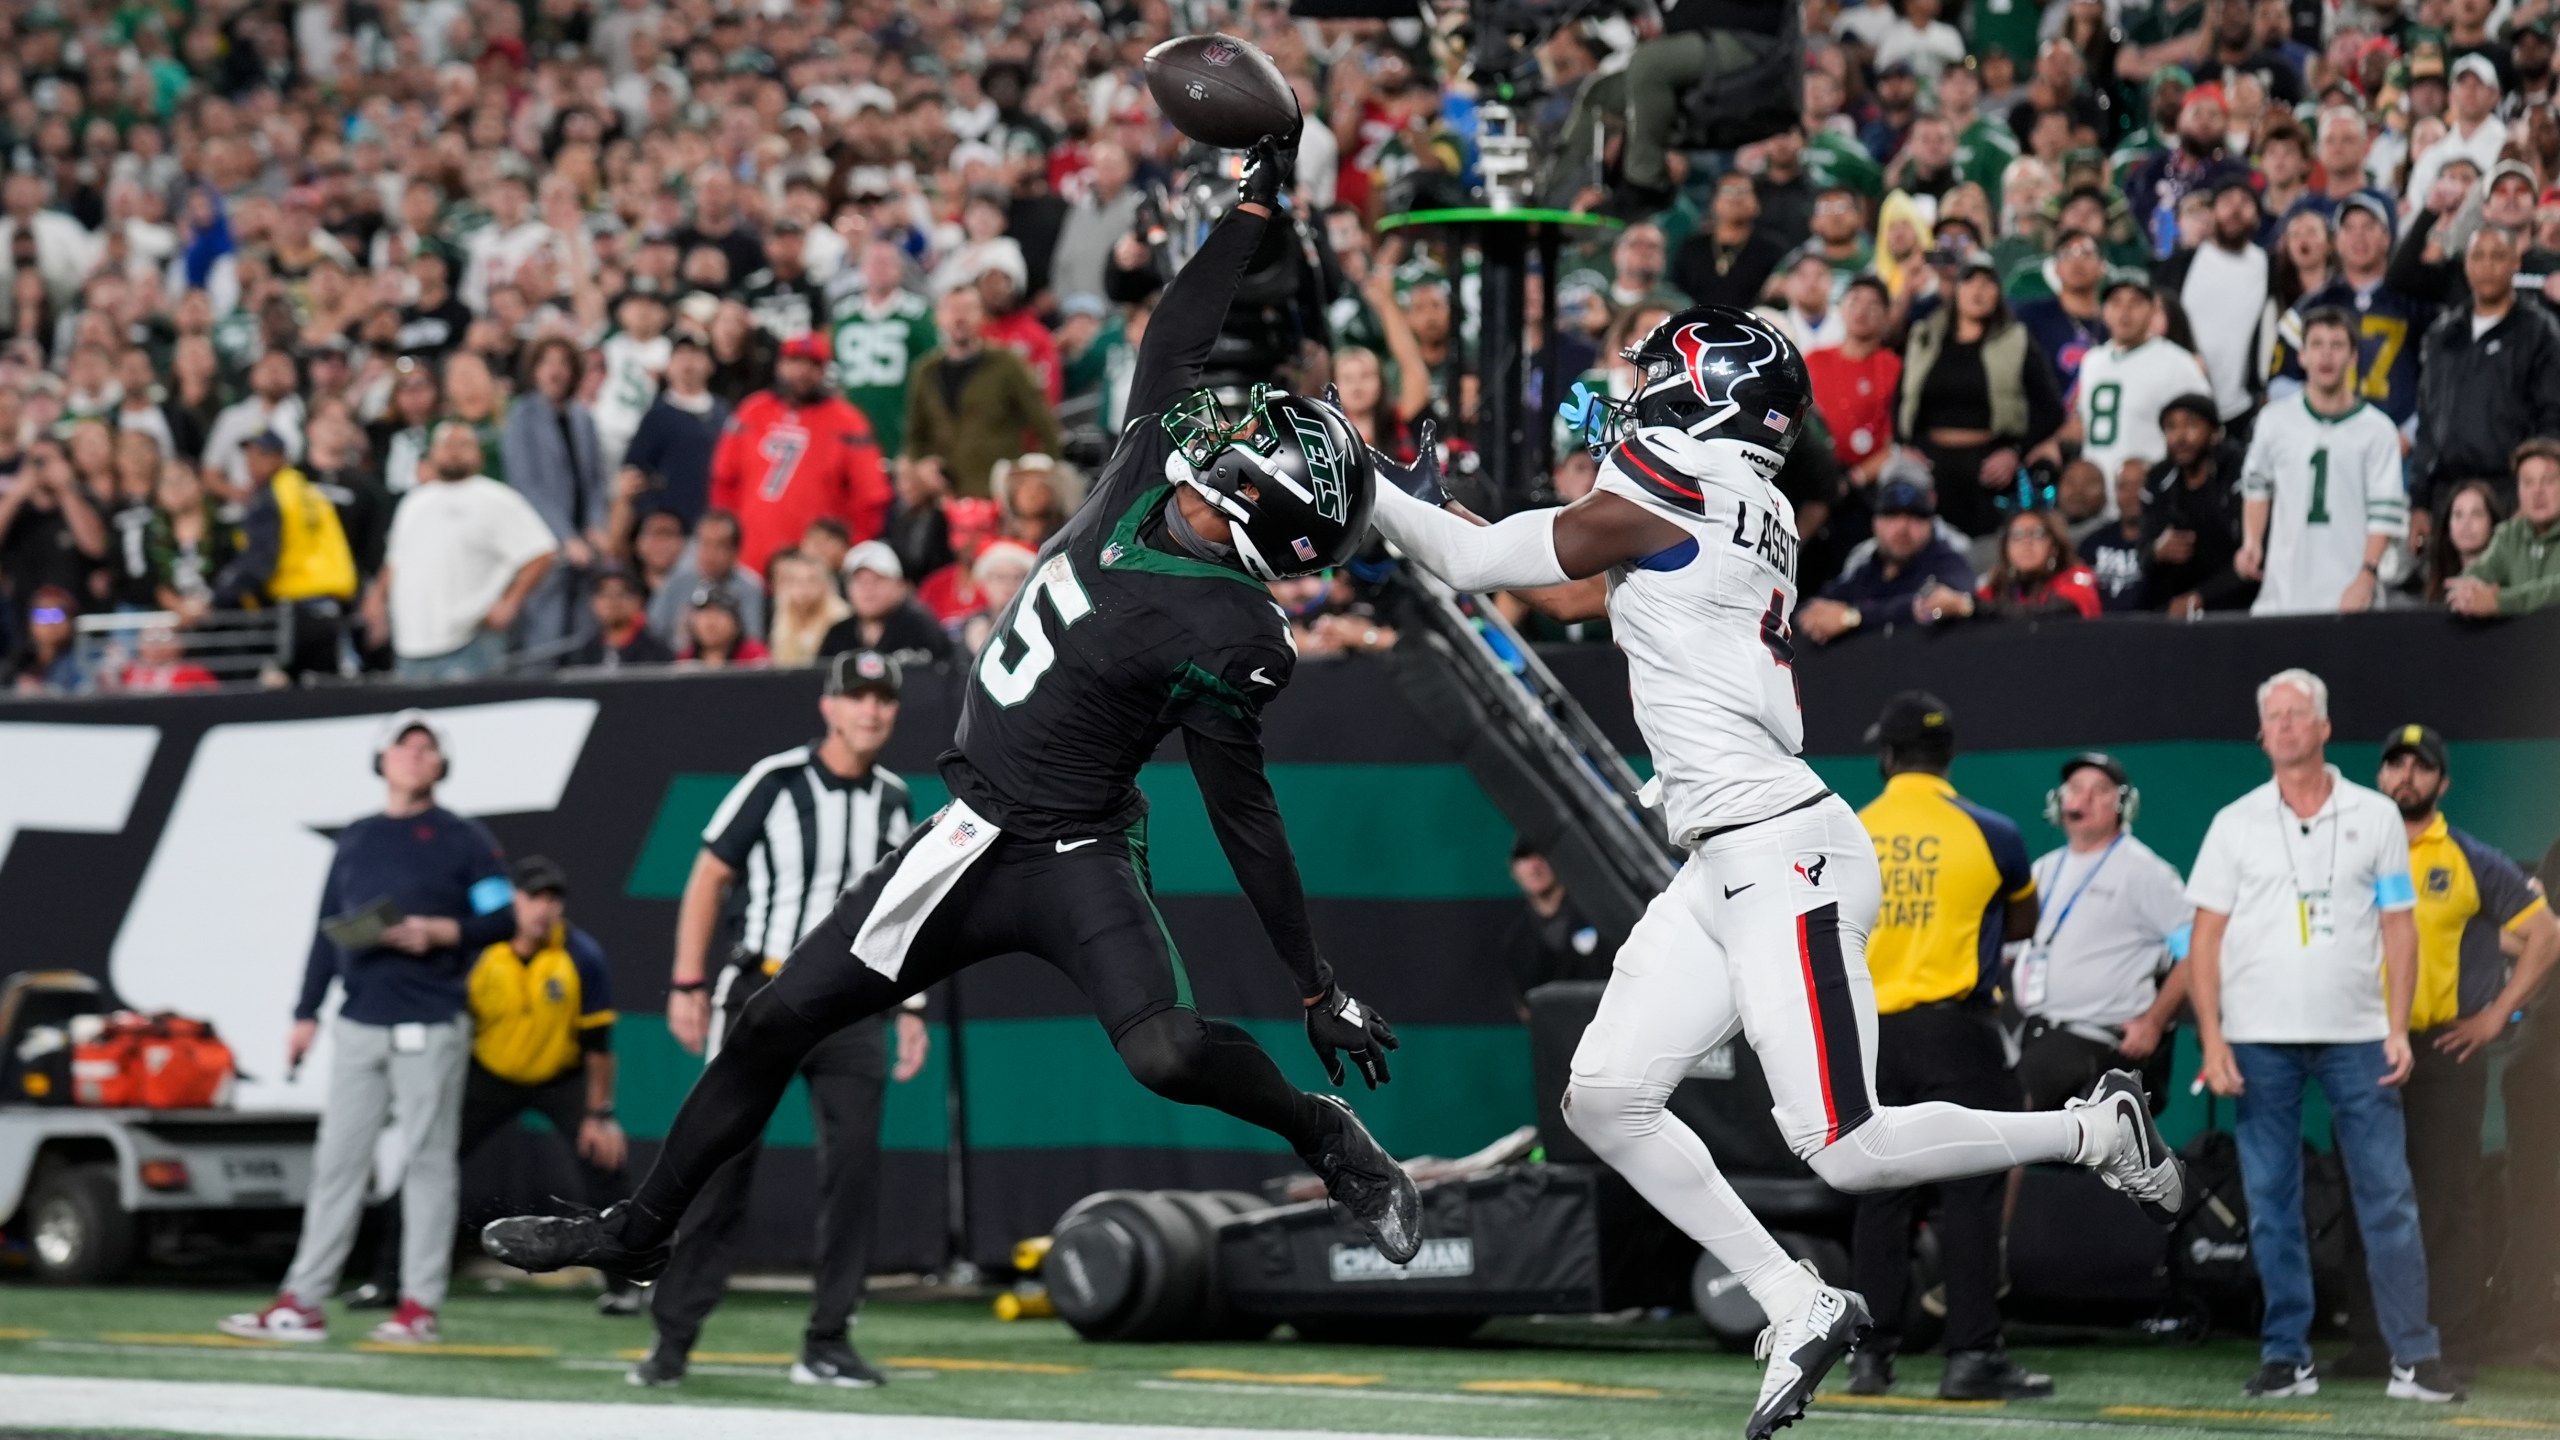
{"left": 2103, "top": 1406, "right": 2333, "bottom": 1423}
{"left": 882, "top": 1355, "right": 1089, "bottom": 1375}
{"left": 1818, "top": 1393, "right": 2005, "bottom": 1410}
{"left": 1165, "top": 1367, "right": 1382, "bottom": 1387}
{"left": 0, "top": 1329, "right": 44, "bottom": 1341}
{"left": 1461, "top": 1379, "right": 1663, "bottom": 1399}
{"left": 99, "top": 1332, "right": 285, "bottom": 1349}
{"left": 613, "top": 1349, "right": 796, "bottom": 1364}
{"left": 352, "top": 1342, "right": 557, "bottom": 1358}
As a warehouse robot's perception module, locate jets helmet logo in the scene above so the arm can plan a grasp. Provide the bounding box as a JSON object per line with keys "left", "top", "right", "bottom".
{"left": 1663, "top": 316, "right": 1784, "bottom": 438}
{"left": 1283, "top": 410, "right": 1349, "bottom": 522}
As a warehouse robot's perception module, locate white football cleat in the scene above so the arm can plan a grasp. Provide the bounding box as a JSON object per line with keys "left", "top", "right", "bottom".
{"left": 1746, "top": 1263, "right": 1871, "bottom": 1440}
{"left": 2069, "top": 1068, "right": 2189, "bottom": 1222}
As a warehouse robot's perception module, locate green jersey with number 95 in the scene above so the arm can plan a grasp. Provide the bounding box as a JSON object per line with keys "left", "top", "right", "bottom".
{"left": 829, "top": 289, "right": 938, "bottom": 459}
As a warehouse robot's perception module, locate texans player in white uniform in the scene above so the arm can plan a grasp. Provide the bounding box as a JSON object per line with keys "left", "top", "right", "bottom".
{"left": 1366, "top": 306, "right": 2189, "bottom": 1440}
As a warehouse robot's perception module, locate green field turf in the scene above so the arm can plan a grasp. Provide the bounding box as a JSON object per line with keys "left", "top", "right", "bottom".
{"left": 3, "top": 1283, "right": 2560, "bottom": 1439}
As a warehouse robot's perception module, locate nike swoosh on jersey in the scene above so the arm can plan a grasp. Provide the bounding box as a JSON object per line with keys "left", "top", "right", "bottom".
{"left": 1056, "top": 838, "right": 1099, "bottom": 852}
{"left": 1724, "top": 883, "right": 1754, "bottom": 898}
{"left": 1249, "top": 668, "right": 1275, "bottom": 685}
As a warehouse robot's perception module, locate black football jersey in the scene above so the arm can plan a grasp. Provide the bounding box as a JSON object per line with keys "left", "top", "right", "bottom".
{"left": 943, "top": 419, "right": 1296, "bottom": 842}
{"left": 941, "top": 209, "right": 1294, "bottom": 844}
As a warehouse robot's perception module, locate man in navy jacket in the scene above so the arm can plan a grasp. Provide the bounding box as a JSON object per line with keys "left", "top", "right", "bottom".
{"left": 1797, "top": 480, "right": 1979, "bottom": 643}
{"left": 221, "top": 709, "right": 514, "bottom": 1347}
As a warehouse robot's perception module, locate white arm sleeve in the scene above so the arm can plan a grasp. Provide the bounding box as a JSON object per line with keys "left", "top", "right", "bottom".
{"left": 1369, "top": 481, "right": 1572, "bottom": 591}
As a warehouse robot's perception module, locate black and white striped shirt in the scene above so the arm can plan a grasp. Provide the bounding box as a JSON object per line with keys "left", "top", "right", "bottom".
{"left": 702, "top": 744, "right": 915, "bottom": 962}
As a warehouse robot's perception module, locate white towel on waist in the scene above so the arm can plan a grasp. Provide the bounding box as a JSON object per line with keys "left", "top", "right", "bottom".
{"left": 850, "top": 799, "right": 1001, "bottom": 980}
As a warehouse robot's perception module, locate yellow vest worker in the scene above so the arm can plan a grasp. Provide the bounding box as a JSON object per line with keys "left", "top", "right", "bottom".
{"left": 1860, "top": 772, "right": 2037, "bottom": 1016}
{"left": 468, "top": 917, "right": 617, "bottom": 1085}
{"left": 1848, "top": 692, "right": 2049, "bottom": 1397}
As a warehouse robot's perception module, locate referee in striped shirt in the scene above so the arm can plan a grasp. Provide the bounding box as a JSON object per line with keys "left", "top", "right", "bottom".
{"left": 636, "top": 648, "right": 930, "bottom": 1390}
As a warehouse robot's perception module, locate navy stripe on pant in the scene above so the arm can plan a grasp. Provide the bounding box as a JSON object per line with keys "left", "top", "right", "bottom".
{"left": 1795, "top": 902, "right": 1874, "bottom": 1143}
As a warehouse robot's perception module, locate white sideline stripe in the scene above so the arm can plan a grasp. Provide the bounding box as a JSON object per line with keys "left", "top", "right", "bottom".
{"left": 0, "top": 1375, "right": 1547, "bottom": 1440}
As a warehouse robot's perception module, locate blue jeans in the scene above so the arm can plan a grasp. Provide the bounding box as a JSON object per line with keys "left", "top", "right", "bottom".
{"left": 2232, "top": 1041, "right": 2438, "bottom": 1366}
{"left": 395, "top": 629, "right": 509, "bottom": 683}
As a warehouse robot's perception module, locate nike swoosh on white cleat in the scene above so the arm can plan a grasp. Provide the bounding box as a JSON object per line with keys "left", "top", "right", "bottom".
{"left": 1056, "top": 838, "right": 1099, "bottom": 852}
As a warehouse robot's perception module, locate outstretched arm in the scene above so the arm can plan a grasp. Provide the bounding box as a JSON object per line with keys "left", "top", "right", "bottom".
{"left": 1370, "top": 480, "right": 1688, "bottom": 592}
{"left": 1125, "top": 172, "right": 1280, "bottom": 419}
{"left": 1184, "top": 725, "right": 1330, "bottom": 1001}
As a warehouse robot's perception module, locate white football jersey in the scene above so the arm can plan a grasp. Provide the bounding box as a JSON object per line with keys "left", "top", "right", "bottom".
{"left": 594, "top": 332, "right": 672, "bottom": 470}
{"left": 2240, "top": 394, "right": 2407, "bottom": 616}
{"left": 1594, "top": 426, "right": 1826, "bottom": 846}
{"left": 2073, "top": 338, "right": 2205, "bottom": 492}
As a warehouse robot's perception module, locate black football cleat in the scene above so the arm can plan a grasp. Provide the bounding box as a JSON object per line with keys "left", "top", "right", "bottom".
{"left": 480, "top": 1203, "right": 670, "bottom": 1283}
{"left": 1303, "top": 1094, "right": 1422, "bottom": 1264}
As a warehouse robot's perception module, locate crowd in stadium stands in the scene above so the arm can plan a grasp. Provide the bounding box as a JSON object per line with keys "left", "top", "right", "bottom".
{"left": 3, "top": 0, "right": 2560, "bottom": 694}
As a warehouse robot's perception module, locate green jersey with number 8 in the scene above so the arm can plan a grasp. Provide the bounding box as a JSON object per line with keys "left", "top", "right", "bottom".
{"left": 829, "top": 289, "right": 938, "bottom": 460}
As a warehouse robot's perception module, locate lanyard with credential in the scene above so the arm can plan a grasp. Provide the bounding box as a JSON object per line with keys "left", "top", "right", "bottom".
{"left": 2034, "top": 835, "right": 2124, "bottom": 949}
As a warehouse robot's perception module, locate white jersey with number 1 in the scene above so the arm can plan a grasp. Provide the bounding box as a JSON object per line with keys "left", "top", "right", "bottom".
{"left": 2239, "top": 394, "right": 2407, "bottom": 616}
{"left": 1594, "top": 425, "right": 1825, "bottom": 847}
{"left": 2072, "top": 337, "right": 2205, "bottom": 490}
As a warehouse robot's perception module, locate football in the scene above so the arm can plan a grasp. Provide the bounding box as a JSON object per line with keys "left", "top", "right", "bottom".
{"left": 1143, "top": 34, "right": 1301, "bottom": 150}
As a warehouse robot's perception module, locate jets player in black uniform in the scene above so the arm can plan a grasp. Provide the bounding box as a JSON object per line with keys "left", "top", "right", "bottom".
{"left": 483, "top": 135, "right": 1424, "bottom": 1280}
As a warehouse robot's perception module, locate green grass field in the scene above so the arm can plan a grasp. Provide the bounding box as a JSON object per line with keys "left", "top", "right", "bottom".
{"left": 4, "top": 1282, "right": 2560, "bottom": 1439}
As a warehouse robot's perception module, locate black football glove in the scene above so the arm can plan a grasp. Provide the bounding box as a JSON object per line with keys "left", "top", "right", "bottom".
{"left": 1239, "top": 132, "right": 1294, "bottom": 211}
{"left": 1367, "top": 418, "right": 1448, "bottom": 508}
{"left": 1305, "top": 983, "right": 1399, "bottom": 1088}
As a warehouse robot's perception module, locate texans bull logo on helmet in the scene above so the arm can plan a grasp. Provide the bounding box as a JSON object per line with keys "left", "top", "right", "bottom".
{"left": 1565, "top": 304, "right": 1814, "bottom": 481}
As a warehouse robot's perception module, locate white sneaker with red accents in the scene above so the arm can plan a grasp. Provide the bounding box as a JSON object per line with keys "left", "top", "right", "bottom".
{"left": 367, "top": 1299, "right": 441, "bottom": 1345}
{"left": 217, "top": 1297, "right": 328, "bottom": 1343}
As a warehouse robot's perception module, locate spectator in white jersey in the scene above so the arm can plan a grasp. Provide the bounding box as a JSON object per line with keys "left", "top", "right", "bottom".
{"left": 641, "top": 647, "right": 930, "bottom": 1391}
{"left": 2236, "top": 307, "right": 2407, "bottom": 615}
{"left": 2013, "top": 754, "right": 2196, "bottom": 1111}
{"left": 2069, "top": 273, "right": 2206, "bottom": 510}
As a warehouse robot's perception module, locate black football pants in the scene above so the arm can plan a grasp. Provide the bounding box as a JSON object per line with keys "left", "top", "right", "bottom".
{"left": 649, "top": 963, "right": 887, "bottom": 1350}
{"left": 1853, "top": 1004, "right": 2018, "bottom": 1357}
{"left": 616, "top": 821, "right": 1327, "bottom": 1250}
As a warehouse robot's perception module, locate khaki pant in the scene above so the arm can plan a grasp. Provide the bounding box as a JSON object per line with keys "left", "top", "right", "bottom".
{"left": 281, "top": 1017, "right": 471, "bottom": 1311}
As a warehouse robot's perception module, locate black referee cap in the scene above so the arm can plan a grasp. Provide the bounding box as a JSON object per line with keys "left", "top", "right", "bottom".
{"left": 827, "top": 648, "right": 902, "bottom": 700}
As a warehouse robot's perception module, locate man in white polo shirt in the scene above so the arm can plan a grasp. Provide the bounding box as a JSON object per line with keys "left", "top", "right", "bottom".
{"left": 2013, "top": 753, "right": 2195, "bottom": 1111}
{"left": 2187, "top": 668, "right": 2458, "bottom": 1405}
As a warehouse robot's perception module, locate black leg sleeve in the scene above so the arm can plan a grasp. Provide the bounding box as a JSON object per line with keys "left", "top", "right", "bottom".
{"left": 1114, "top": 1011, "right": 1327, "bottom": 1154}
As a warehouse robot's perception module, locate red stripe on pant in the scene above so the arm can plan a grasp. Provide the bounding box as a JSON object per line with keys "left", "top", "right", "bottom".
{"left": 1797, "top": 909, "right": 1843, "bottom": 1144}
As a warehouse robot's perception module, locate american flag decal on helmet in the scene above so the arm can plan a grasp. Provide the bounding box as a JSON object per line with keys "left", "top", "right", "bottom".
{"left": 1765, "top": 409, "right": 1792, "bottom": 433}
{"left": 1292, "top": 536, "right": 1317, "bottom": 561}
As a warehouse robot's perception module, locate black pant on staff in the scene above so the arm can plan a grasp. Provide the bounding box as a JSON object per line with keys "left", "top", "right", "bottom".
{"left": 1853, "top": 1003, "right": 2019, "bottom": 1358}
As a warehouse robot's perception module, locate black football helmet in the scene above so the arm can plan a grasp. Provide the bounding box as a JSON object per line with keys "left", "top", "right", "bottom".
{"left": 1163, "top": 384, "right": 1377, "bottom": 580}
{"left": 1575, "top": 304, "right": 1813, "bottom": 470}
